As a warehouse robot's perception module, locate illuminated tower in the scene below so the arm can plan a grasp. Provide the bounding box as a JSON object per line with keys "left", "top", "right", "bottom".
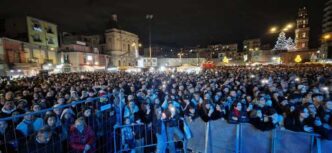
{"left": 295, "top": 7, "right": 310, "bottom": 50}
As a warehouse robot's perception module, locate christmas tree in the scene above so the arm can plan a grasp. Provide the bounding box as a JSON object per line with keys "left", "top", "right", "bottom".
{"left": 286, "top": 37, "right": 296, "bottom": 51}
{"left": 273, "top": 32, "right": 288, "bottom": 50}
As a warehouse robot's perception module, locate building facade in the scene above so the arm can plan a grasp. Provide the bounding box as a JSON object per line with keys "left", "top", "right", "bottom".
{"left": 58, "top": 43, "right": 108, "bottom": 72}
{"left": 295, "top": 7, "right": 310, "bottom": 50}
{"left": 243, "top": 39, "right": 261, "bottom": 51}
{"left": 0, "top": 37, "right": 58, "bottom": 76}
{"left": 105, "top": 28, "right": 139, "bottom": 67}
{"left": 104, "top": 15, "right": 139, "bottom": 67}
{"left": 322, "top": 0, "right": 332, "bottom": 59}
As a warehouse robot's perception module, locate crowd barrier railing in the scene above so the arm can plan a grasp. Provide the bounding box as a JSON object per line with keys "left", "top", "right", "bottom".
{"left": 0, "top": 96, "right": 116, "bottom": 153}
{"left": 187, "top": 119, "right": 329, "bottom": 153}
{"left": 113, "top": 121, "right": 187, "bottom": 153}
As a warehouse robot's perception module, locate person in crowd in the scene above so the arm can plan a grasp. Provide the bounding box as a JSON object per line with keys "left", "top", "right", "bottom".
{"left": 165, "top": 103, "right": 187, "bottom": 153}
{"left": 153, "top": 109, "right": 169, "bottom": 153}
{"left": 16, "top": 111, "right": 44, "bottom": 137}
{"left": 121, "top": 117, "right": 136, "bottom": 153}
{"left": 21, "top": 125, "right": 62, "bottom": 153}
{"left": 284, "top": 106, "right": 315, "bottom": 132}
{"left": 0, "top": 101, "right": 16, "bottom": 118}
{"left": 228, "top": 102, "right": 248, "bottom": 124}
{"left": 69, "top": 117, "right": 96, "bottom": 153}
{"left": 0, "top": 119, "right": 20, "bottom": 153}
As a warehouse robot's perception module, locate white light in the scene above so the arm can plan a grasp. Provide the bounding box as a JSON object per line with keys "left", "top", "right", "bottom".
{"left": 17, "top": 69, "right": 22, "bottom": 73}
{"left": 171, "top": 74, "right": 175, "bottom": 78}
{"left": 48, "top": 63, "right": 52, "bottom": 67}
{"left": 95, "top": 62, "right": 99, "bottom": 65}
{"left": 80, "top": 75, "right": 85, "bottom": 79}
{"left": 56, "top": 64, "right": 63, "bottom": 69}
{"left": 322, "top": 87, "right": 329, "bottom": 91}
{"left": 250, "top": 75, "right": 255, "bottom": 78}
{"left": 169, "top": 106, "right": 175, "bottom": 113}
{"left": 149, "top": 67, "right": 155, "bottom": 72}
{"left": 107, "top": 67, "right": 118, "bottom": 71}
{"left": 87, "top": 55, "right": 93, "bottom": 61}
{"left": 261, "top": 79, "right": 269, "bottom": 84}
{"left": 159, "top": 66, "right": 166, "bottom": 72}
{"left": 272, "top": 57, "right": 277, "bottom": 60}
{"left": 295, "top": 77, "right": 300, "bottom": 82}
{"left": 10, "top": 70, "right": 14, "bottom": 73}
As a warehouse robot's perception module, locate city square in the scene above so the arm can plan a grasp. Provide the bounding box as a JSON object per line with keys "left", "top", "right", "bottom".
{"left": 0, "top": 0, "right": 332, "bottom": 153}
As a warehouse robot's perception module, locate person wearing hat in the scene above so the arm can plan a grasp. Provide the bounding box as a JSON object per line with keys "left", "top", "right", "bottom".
{"left": 69, "top": 117, "right": 96, "bottom": 153}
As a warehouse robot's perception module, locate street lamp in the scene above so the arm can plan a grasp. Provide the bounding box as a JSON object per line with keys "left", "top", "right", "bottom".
{"left": 270, "top": 26, "right": 278, "bottom": 33}
{"left": 146, "top": 14, "right": 154, "bottom": 66}
{"left": 268, "top": 23, "right": 294, "bottom": 34}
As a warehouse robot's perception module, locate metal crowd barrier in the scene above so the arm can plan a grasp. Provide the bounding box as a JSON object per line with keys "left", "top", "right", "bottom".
{"left": 187, "top": 119, "right": 328, "bottom": 153}
{"left": 113, "top": 121, "right": 187, "bottom": 153}
{"left": 0, "top": 96, "right": 114, "bottom": 153}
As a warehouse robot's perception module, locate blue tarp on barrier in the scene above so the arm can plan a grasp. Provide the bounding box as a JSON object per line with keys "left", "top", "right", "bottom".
{"left": 187, "top": 118, "right": 207, "bottom": 153}
{"left": 274, "top": 129, "right": 313, "bottom": 153}
{"left": 320, "top": 139, "right": 332, "bottom": 153}
{"left": 240, "top": 123, "right": 272, "bottom": 153}
{"left": 209, "top": 120, "right": 237, "bottom": 153}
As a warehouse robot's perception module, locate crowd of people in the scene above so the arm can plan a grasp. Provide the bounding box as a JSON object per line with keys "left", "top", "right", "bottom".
{"left": 0, "top": 65, "right": 332, "bottom": 153}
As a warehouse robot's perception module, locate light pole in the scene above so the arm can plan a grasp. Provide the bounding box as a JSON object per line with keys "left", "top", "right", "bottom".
{"left": 146, "top": 14, "right": 153, "bottom": 67}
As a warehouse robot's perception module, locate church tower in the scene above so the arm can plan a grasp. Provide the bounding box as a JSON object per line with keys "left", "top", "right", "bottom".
{"left": 295, "top": 7, "right": 310, "bottom": 50}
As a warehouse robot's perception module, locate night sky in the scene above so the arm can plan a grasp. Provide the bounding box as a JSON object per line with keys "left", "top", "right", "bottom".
{"left": 0, "top": 0, "right": 327, "bottom": 48}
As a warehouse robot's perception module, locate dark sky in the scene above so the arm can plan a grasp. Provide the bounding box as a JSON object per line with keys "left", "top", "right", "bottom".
{"left": 0, "top": 0, "right": 327, "bottom": 48}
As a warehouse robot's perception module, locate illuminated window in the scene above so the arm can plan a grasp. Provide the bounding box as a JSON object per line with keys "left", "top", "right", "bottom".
{"left": 302, "top": 33, "right": 306, "bottom": 38}
{"left": 47, "top": 37, "right": 54, "bottom": 44}
{"left": 302, "top": 43, "right": 306, "bottom": 48}
{"left": 31, "top": 20, "right": 42, "bottom": 32}
{"left": 32, "top": 34, "right": 42, "bottom": 43}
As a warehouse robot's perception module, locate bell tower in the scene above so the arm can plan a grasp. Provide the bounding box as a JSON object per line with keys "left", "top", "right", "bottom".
{"left": 295, "top": 7, "right": 310, "bottom": 50}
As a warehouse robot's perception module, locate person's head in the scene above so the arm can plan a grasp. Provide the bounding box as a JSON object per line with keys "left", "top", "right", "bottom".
{"left": 258, "top": 97, "right": 266, "bottom": 107}
{"left": 83, "top": 108, "right": 92, "bottom": 117}
{"left": 57, "top": 98, "right": 65, "bottom": 104}
{"left": 46, "top": 114, "right": 57, "bottom": 127}
{"left": 74, "top": 117, "right": 86, "bottom": 132}
{"left": 234, "top": 102, "right": 242, "bottom": 111}
{"left": 325, "top": 101, "right": 332, "bottom": 111}
{"left": 32, "top": 103, "right": 41, "bottom": 112}
{"left": 127, "top": 95, "right": 134, "bottom": 102}
{"left": 306, "top": 103, "right": 317, "bottom": 115}
{"left": 24, "top": 112, "right": 33, "bottom": 121}
{"left": 3, "top": 101, "right": 15, "bottom": 111}
{"left": 230, "top": 90, "right": 237, "bottom": 98}
{"left": 53, "top": 104, "right": 63, "bottom": 115}
{"left": 313, "top": 94, "right": 323, "bottom": 103}
{"left": 298, "top": 107, "right": 310, "bottom": 119}
{"left": 5, "top": 91, "right": 14, "bottom": 101}
{"left": 124, "top": 117, "right": 131, "bottom": 125}
{"left": 36, "top": 126, "right": 51, "bottom": 144}
{"left": 189, "top": 106, "right": 196, "bottom": 114}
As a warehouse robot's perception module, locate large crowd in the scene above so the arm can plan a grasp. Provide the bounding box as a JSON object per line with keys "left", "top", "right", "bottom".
{"left": 0, "top": 65, "right": 332, "bottom": 153}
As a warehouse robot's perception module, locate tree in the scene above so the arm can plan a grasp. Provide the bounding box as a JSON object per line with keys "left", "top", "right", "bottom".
{"left": 286, "top": 37, "right": 296, "bottom": 51}
{"left": 273, "top": 32, "right": 288, "bottom": 50}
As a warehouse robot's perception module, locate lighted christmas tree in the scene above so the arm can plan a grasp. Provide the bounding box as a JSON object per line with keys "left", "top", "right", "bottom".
{"left": 286, "top": 37, "right": 296, "bottom": 51}
{"left": 273, "top": 32, "right": 288, "bottom": 50}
